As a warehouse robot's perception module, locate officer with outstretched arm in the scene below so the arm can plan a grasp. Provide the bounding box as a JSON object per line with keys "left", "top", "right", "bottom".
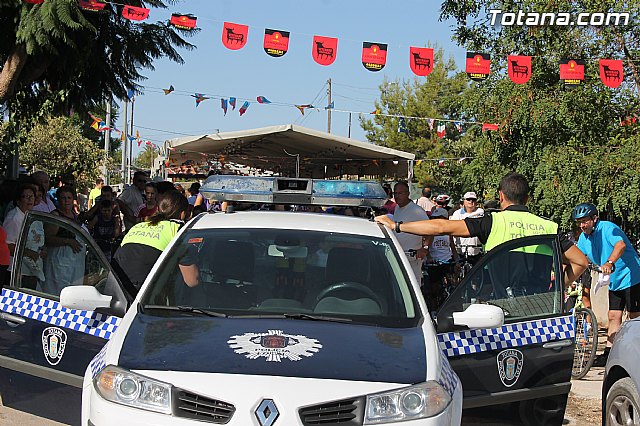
{"left": 375, "top": 172, "right": 588, "bottom": 285}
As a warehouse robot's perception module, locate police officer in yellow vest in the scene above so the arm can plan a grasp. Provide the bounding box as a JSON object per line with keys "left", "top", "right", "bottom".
{"left": 375, "top": 172, "right": 588, "bottom": 285}
{"left": 113, "top": 190, "right": 198, "bottom": 292}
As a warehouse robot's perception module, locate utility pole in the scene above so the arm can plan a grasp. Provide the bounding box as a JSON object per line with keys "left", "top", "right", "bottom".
{"left": 103, "top": 99, "right": 111, "bottom": 184}
{"left": 128, "top": 98, "right": 135, "bottom": 184}
{"left": 348, "top": 113, "right": 352, "bottom": 138}
{"left": 121, "top": 100, "right": 128, "bottom": 184}
{"left": 327, "top": 78, "right": 332, "bottom": 134}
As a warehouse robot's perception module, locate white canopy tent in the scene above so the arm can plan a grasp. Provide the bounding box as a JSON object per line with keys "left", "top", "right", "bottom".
{"left": 162, "top": 124, "right": 414, "bottom": 179}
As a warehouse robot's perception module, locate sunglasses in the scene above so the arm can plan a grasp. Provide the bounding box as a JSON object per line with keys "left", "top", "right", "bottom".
{"left": 465, "top": 198, "right": 477, "bottom": 202}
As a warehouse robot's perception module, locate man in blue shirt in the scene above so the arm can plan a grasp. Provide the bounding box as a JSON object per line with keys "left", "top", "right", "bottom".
{"left": 573, "top": 203, "right": 640, "bottom": 366}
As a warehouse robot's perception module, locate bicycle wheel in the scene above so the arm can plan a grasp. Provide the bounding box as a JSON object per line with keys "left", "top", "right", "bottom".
{"left": 572, "top": 308, "right": 597, "bottom": 379}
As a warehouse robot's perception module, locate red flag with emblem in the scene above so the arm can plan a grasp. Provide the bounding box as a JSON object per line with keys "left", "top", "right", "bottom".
{"left": 312, "top": 36, "right": 338, "bottom": 66}
{"left": 560, "top": 59, "right": 585, "bottom": 88}
{"left": 507, "top": 55, "right": 532, "bottom": 84}
{"left": 362, "top": 42, "right": 387, "bottom": 72}
{"left": 122, "top": 5, "right": 149, "bottom": 21}
{"left": 79, "top": 0, "right": 106, "bottom": 11}
{"left": 222, "top": 22, "right": 248, "bottom": 50}
{"left": 465, "top": 52, "right": 491, "bottom": 82}
{"left": 409, "top": 47, "right": 433, "bottom": 77}
{"left": 264, "top": 29, "right": 290, "bottom": 58}
{"left": 599, "top": 59, "right": 624, "bottom": 88}
{"left": 170, "top": 14, "right": 197, "bottom": 30}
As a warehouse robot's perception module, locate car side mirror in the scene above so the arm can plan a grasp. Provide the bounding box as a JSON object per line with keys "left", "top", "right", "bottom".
{"left": 60, "top": 286, "right": 112, "bottom": 312}
{"left": 453, "top": 303, "right": 504, "bottom": 329}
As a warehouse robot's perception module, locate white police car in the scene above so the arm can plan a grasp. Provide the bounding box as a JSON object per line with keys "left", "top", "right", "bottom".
{"left": 0, "top": 176, "right": 575, "bottom": 425}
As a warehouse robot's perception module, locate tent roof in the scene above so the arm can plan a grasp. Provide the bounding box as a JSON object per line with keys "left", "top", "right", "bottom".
{"left": 166, "top": 124, "right": 414, "bottom": 179}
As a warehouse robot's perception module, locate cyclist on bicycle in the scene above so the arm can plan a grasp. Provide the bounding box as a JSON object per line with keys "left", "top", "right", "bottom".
{"left": 573, "top": 202, "right": 640, "bottom": 366}
{"left": 423, "top": 207, "right": 458, "bottom": 312}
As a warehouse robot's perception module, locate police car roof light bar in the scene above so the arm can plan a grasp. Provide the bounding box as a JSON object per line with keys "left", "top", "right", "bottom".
{"left": 200, "top": 175, "right": 387, "bottom": 207}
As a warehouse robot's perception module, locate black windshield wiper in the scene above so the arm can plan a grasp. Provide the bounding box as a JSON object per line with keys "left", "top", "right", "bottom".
{"left": 142, "top": 305, "right": 228, "bottom": 318}
{"left": 228, "top": 313, "right": 352, "bottom": 323}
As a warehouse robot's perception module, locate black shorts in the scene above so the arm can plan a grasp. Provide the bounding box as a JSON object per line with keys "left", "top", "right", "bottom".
{"left": 609, "top": 284, "right": 640, "bottom": 312}
{"left": 579, "top": 269, "right": 591, "bottom": 289}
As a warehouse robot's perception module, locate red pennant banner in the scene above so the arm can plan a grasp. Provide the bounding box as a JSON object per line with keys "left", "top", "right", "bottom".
{"left": 24, "top": 0, "right": 44, "bottom": 4}
{"left": 482, "top": 123, "right": 499, "bottom": 132}
{"left": 264, "top": 28, "right": 290, "bottom": 58}
{"left": 599, "top": 59, "right": 623, "bottom": 88}
{"left": 409, "top": 47, "right": 433, "bottom": 77}
{"left": 222, "top": 22, "right": 248, "bottom": 50}
{"left": 122, "top": 5, "right": 149, "bottom": 21}
{"left": 312, "top": 35, "right": 338, "bottom": 66}
{"left": 507, "top": 55, "right": 531, "bottom": 84}
{"left": 170, "top": 14, "right": 197, "bottom": 30}
{"left": 466, "top": 52, "right": 491, "bottom": 82}
{"left": 79, "top": 0, "right": 106, "bottom": 11}
{"left": 560, "top": 58, "right": 585, "bottom": 88}
{"left": 362, "top": 42, "right": 388, "bottom": 72}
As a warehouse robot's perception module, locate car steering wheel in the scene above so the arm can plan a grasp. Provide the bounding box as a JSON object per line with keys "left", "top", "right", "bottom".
{"left": 314, "top": 282, "right": 382, "bottom": 308}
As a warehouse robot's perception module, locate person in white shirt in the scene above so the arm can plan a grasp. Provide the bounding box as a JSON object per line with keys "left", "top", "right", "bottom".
{"left": 450, "top": 191, "right": 484, "bottom": 264}
{"left": 391, "top": 181, "right": 430, "bottom": 283}
{"left": 118, "top": 171, "right": 147, "bottom": 232}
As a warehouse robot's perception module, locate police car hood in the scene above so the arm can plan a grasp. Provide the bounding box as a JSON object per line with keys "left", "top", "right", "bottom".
{"left": 117, "top": 314, "right": 427, "bottom": 384}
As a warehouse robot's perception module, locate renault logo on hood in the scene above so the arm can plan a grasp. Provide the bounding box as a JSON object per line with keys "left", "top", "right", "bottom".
{"left": 255, "top": 399, "right": 279, "bottom": 426}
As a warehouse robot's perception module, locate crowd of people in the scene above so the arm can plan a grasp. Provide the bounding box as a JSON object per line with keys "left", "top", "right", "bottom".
{"left": 0, "top": 170, "right": 218, "bottom": 291}
{"left": 1, "top": 169, "right": 639, "bottom": 368}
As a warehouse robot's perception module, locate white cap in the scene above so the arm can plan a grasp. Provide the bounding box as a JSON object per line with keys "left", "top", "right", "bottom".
{"left": 463, "top": 191, "right": 477, "bottom": 200}
{"left": 431, "top": 207, "right": 449, "bottom": 218}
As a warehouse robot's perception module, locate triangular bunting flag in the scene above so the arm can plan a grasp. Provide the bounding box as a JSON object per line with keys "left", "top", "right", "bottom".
{"left": 256, "top": 96, "right": 271, "bottom": 104}
{"left": 427, "top": 118, "right": 434, "bottom": 130}
{"left": 221, "top": 99, "right": 228, "bottom": 115}
{"left": 438, "top": 158, "right": 446, "bottom": 167}
{"left": 325, "top": 101, "right": 334, "bottom": 110}
{"left": 229, "top": 97, "right": 236, "bottom": 110}
{"left": 163, "top": 85, "right": 174, "bottom": 95}
{"left": 454, "top": 121, "right": 462, "bottom": 133}
{"left": 239, "top": 101, "right": 250, "bottom": 116}
{"left": 295, "top": 104, "right": 314, "bottom": 115}
{"left": 191, "top": 93, "right": 209, "bottom": 107}
{"left": 398, "top": 117, "right": 408, "bottom": 134}
{"left": 436, "top": 122, "right": 446, "bottom": 138}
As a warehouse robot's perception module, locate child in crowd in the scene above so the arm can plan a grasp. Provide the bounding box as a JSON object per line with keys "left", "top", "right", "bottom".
{"left": 88, "top": 199, "right": 121, "bottom": 261}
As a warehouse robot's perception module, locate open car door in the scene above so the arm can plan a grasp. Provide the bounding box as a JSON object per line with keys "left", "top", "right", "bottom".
{"left": 0, "top": 211, "right": 130, "bottom": 424}
{"left": 436, "top": 234, "right": 574, "bottom": 426}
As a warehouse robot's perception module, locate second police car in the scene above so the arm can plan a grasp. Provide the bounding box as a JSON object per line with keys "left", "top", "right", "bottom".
{"left": 0, "top": 176, "right": 577, "bottom": 425}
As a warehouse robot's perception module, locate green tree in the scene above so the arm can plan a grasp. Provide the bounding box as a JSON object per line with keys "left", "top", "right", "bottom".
{"left": 20, "top": 115, "right": 103, "bottom": 192}
{"left": 0, "top": 0, "right": 195, "bottom": 104}
{"left": 429, "top": 0, "right": 640, "bottom": 231}
{"left": 360, "top": 47, "right": 471, "bottom": 189}
{"left": 134, "top": 145, "right": 157, "bottom": 170}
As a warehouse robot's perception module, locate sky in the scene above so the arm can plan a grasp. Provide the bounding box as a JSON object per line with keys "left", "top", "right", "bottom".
{"left": 125, "top": 0, "right": 467, "bottom": 157}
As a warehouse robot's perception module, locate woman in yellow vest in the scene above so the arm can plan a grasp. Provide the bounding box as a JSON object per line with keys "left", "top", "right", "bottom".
{"left": 113, "top": 190, "right": 190, "bottom": 291}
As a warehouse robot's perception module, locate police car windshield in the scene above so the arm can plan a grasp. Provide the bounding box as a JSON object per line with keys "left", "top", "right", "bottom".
{"left": 142, "top": 228, "right": 421, "bottom": 328}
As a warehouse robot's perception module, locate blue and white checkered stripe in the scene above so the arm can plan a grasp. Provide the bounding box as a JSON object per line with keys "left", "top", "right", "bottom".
{"left": 437, "top": 315, "right": 574, "bottom": 358}
{"left": 90, "top": 342, "right": 109, "bottom": 378}
{"left": 438, "top": 354, "right": 458, "bottom": 397}
{"left": 0, "top": 288, "right": 120, "bottom": 340}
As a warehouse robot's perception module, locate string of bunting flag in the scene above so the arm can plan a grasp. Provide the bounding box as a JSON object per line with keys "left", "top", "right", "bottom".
{"left": 24, "top": 0, "right": 634, "bottom": 88}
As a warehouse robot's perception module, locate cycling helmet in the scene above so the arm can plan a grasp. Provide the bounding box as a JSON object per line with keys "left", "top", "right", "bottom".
{"left": 572, "top": 203, "right": 598, "bottom": 220}
{"left": 435, "top": 194, "right": 451, "bottom": 205}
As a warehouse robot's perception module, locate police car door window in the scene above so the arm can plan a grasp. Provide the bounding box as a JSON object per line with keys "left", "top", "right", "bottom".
{"left": 438, "top": 236, "right": 562, "bottom": 324}
{"left": 14, "top": 214, "right": 109, "bottom": 298}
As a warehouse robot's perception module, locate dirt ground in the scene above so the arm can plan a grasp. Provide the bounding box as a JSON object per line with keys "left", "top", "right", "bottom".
{"left": 566, "top": 395, "right": 601, "bottom": 425}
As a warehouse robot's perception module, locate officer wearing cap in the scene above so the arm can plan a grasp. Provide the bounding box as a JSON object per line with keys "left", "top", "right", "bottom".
{"left": 375, "top": 172, "right": 588, "bottom": 285}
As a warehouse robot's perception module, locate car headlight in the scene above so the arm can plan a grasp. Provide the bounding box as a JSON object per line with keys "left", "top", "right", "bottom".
{"left": 364, "top": 381, "right": 451, "bottom": 424}
{"left": 94, "top": 365, "right": 172, "bottom": 414}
